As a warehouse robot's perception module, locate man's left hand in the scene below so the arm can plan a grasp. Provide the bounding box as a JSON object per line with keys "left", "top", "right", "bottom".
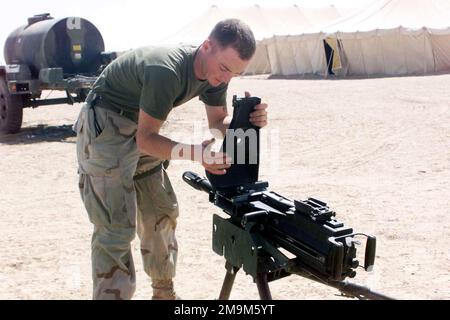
{"left": 246, "top": 91, "right": 268, "bottom": 128}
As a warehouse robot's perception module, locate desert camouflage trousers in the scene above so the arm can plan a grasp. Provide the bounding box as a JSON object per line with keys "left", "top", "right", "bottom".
{"left": 74, "top": 102, "right": 179, "bottom": 300}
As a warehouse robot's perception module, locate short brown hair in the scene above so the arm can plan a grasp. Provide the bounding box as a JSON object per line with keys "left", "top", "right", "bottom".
{"left": 209, "top": 19, "right": 256, "bottom": 61}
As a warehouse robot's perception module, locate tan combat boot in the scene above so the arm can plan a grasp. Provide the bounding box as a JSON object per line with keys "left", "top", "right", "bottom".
{"left": 151, "top": 279, "right": 180, "bottom": 300}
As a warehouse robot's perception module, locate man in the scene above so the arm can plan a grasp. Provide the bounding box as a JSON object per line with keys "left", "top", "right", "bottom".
{"left": 74, "top": 19, "right": 268, "bottom": 300}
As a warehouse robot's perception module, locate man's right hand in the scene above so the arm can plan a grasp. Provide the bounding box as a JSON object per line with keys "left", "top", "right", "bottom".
{"left": 198, "top": 138, "right": 231, "bottom": 175}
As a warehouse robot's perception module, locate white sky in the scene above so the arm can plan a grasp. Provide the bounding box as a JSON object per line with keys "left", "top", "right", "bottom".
{"left": 0, "top": 0, "right": 375, "bottom": 64}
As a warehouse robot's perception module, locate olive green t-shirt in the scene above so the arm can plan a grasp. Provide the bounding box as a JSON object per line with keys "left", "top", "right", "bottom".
{"left": 91, "top": 45, "right": 228, "bottom": 121}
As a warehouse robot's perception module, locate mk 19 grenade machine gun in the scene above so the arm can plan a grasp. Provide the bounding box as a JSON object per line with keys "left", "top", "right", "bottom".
{"left": 0, "top": 13, "right": 117, "bottom": 133}
{"left": 183, "top": 96, "right": 394, "bottom": 300}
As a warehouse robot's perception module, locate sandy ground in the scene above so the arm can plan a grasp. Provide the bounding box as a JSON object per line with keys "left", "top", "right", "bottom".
{"left": 0, "top": 75, "right": 449, "bottom": 300}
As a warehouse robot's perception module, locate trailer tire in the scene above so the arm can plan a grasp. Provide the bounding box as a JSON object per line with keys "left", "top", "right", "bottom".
{"left": 0, "top": 77, "right": 23, "bottom": 134}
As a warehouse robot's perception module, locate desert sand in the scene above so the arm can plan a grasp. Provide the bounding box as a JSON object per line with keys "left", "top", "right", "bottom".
{"left": 0, "top": 75, "right": 449, "bottom": 300}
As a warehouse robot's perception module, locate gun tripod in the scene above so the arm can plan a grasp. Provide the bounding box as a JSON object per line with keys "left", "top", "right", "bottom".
{"left": 218, "top": 261, "right": 395, "bottom": 300}
{"left": 218, "top": 262, "right": 278, "bottom": 300}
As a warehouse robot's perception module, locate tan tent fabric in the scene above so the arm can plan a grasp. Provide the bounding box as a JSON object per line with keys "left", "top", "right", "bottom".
{"left": 159, "top": 5, "right": 342, "bottom": 75}
{"left": 323, "top": 0, "right": 450, "bottom": 32}
{"left": 324, "top": 0, "right": 450, "bottom": 76}
{"left": 333, "top": 28, "right": 436, "bottom": 76}
{"left": 266, "top": 34, "right": 327, "bottom": 76}
{"left": 161, "top": 5, "right": 341, "bottom": 43}
{"left": 267, "top": 0, "right": 450, "bottom": 77}
{"left": 429, "top": 32, "right": 450, "bottom": 72}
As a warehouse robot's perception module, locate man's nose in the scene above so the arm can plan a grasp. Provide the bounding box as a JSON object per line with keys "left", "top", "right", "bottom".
{"left": 220, "top": 71, "right": 233, "bottom": 83}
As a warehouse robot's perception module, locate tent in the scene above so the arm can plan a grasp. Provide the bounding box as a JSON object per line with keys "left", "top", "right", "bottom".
{"left": 266, "top": 0, "right": 450, "bottom": 77}
{"left": 264, "top": 32, "right": 329, "bottom": 76}
{"left": 159, "top": 5, "right": 343, "bottom": 75}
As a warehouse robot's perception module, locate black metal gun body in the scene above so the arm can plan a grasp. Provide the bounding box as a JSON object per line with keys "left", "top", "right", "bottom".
{"left": 183, "top": 172, "right": 391, "bottom": 300}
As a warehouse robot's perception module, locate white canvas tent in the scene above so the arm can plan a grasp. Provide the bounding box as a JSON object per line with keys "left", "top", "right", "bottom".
{"left": 264, "top": 32, "right": 329, "bottom": 76}
{"left": 266, "top": 0, "right": 450, "bottom": 77}
{"left": 159, "top": 5, "right": 342, "bottom": 74}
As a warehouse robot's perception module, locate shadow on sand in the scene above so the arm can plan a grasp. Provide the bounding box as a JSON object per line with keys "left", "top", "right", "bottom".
{"left": 0, "top": 124, "right": 76, "bottom": 145}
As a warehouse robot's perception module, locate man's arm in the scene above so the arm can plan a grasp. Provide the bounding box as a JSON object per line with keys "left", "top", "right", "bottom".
{"left": 136, "top": 110, "right": 183, "bottom": 160}
{"left": 136, "top": 109, "right": 231, "bottom": 175}
{"left": 205, "top": 92, "right": 269, "bottom": 136}
{"left": 205, "top": 105, "right": 231, "bottom": 139}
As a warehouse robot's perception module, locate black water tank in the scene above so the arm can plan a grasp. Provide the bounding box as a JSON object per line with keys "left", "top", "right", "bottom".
{"left": 4, "top": 14, "right": 105, "bottom": 78}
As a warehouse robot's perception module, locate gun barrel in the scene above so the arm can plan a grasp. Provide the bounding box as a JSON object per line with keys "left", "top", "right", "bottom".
{"left": 288, "top": 261, "right": 395, "bottom": 300}
{"left": 330, "top": 281, "right": 395, "bottom": 300}
{"left": 182, "top": 171, "right": 213, "bottom": 194}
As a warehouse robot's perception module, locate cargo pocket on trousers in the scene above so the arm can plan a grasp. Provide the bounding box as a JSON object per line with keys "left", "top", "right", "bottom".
{"left": 79, "top": 159, "right": 121, "bottom": 226}
{"left": 80, "top": 169, "right": 136, "bottom": 228}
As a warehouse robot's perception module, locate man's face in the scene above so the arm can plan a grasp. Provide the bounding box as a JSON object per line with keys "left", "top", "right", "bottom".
{"left": 202, "top": 40, "right": 250, "bottom": 87}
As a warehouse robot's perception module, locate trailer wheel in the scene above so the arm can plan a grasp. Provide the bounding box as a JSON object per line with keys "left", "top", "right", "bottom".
{"left": 0, "top": 77, "right": 23, "bottom": 134}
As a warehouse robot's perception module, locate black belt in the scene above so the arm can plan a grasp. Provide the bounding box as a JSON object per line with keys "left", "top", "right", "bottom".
{"left": 90, "top": 94, "right": 138, "bottom": 123}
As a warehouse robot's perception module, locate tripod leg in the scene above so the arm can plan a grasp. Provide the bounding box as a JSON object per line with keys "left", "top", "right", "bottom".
{"left": 219, "top": 262, "right": 240, "bottom": 300}
{"left": 256, "top": 273, "right": 272, "bottom": 300}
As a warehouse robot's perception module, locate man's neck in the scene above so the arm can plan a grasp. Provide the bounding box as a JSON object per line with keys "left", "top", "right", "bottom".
{"left": 193, "top": 46, "right": 206, "bottom": 81}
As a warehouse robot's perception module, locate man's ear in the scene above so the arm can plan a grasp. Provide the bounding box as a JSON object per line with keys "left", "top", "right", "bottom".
{"left": 202, "top": 39, "right": 212, "bottom": 53}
